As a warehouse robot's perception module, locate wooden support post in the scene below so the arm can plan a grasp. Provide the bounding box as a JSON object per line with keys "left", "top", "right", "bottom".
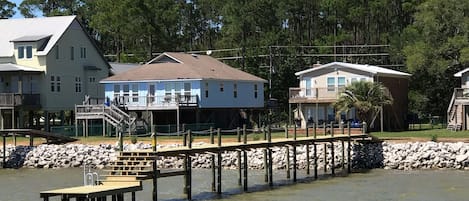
{"left": 132, "top": 192, "right": 136, "bottom": 201}
{"left": 61, "top": 194, "right": 69, "bottom": 201}
{"left": 217, "top": 128, "right": 222, "bottom": 194}
{"left": 286, "top": 146, "right": 290, "bottom": 179}
{"left": 186, "top": 130, "right": 192, "bottom": 200}
{"left": 43, "top": 196, "right": 49, "bottom": 201}
{"left": 330, "top": 121, "right": 334, "bottom": 137}
{"left": 237, "top": 127, "right": 241, "bottom": 186}
{"left": 347, "top": 122, "right": 352, "bottom": 174}
{"left": 243, "top": 124, "right": 247, "bottom": 144}
{"left": 284, "top": 125, "right": 288, "bottom": 138}
{"left": 313, "top": 142, "right": 318, "bottom": 179}
{"left": 243, "top": 150, "right": 248, "bottom": 192}
{"left": 117, "top": 193, "right": 123, "bottom": 201}
{"left": 331, "top": 142, "right": 335, "bottom": 176}
{"left": 2, "top": 135, "right": 5, "bottom": 168}
{"left": 323, "top": 122, "right": 326, "bottom": 135}
{"left": 341, "top": 140, "right": 345, "bottom": 170}
{"left": 263, "top": 148, "right": 268, "bottom": 182}
{"left": 268, "top": 123, "right": 273, "bottom": 187}
{"left": 152, "top": 133, "right": 157, "bottom": 201}
{"left": 324, "top": 143, "right": 327, "bottom": 173}
{"left": 210, "top": 127, "right": 215, "bottom": 192}
{"left": 293, "top": 144, "right": 297, "bottom": 182}
{"left": 306, "top": 143, "right": 310, "bottom": 175}
{"left": 29, "top": 136, "right": 33, "bottom": 147}
{"left": 13, "top": 133, "right": 16, "bottom": 147}
{"left": 263, "top": 126, "right": 266, "bottom": 141}
{"left": 112, "top": 195, "right": 116, "bottom": 201}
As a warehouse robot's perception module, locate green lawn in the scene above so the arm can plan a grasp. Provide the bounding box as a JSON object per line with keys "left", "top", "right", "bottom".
{"left": 371, "top": 128, "right": 469, "bottom": 140}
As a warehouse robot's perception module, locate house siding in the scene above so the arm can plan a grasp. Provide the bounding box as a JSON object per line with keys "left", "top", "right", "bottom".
{"left": 43, "top": 20, "right": 109, "bottom": 111}
{"left": 199, "top": 80, "right": 264, "bottom": 108}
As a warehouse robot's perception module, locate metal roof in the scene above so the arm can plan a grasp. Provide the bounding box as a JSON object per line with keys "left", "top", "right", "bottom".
{"left": 10, "top": 35, "right": 51, "bottom": 42}
{"left": 295, "top": 62, "right": 411, "bottom": 78}
{"left": 0, "top": 63, "right": 43, "bottom": 72}
{"left": 0, "top": 16, "right": 76, "bottom": 57}
{"left": 454, "top": 68, "right": 469, "bottom": 77}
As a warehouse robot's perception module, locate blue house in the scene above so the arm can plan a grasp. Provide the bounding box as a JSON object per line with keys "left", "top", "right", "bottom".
{"left": 100, "top": 52, "right": 266, "bottom": 130}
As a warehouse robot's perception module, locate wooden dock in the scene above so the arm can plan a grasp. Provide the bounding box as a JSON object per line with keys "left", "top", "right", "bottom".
{"left": 40, "top": 123, "right": 369, "bottom": 201}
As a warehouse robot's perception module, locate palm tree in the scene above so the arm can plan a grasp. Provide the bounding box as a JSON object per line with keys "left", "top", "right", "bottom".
{"left": 333, "top": 81, "right": 393, "bottom": 132}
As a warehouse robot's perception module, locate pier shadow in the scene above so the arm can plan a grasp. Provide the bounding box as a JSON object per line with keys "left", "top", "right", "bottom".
{"left": 1, "top": 145, "right": 33, "bottom": 168}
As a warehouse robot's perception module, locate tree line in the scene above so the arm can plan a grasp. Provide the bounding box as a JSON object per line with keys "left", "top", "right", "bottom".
{"left": 2, "top": 0, "right": 469, "bottom": 122}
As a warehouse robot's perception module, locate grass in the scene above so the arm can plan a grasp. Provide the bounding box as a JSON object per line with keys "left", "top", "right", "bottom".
{"left": 371, "top": 129, "right": 469, "bottom": 140}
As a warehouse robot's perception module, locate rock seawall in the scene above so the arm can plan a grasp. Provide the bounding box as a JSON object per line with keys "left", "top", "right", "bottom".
{"left": 0, "top": 141, "right": 468, "bottom": 170}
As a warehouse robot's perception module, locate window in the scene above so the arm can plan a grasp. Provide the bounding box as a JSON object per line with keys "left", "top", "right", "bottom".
{"left": 18, "top": 46, "right": 24, "bottom": 58}
{"left": 55, "top": 45, "right": 59, "bottom": 59}
{"left": 80, "top": 47, "right": 87, "bottom": 58}
{"left": 56, "top": 76, "right": 61, "bottom": 92}
{"left": 123, "top": 85, "right": 129, "bottom": 102}
{"left": 50, "top": 76, "right": 55, "bottom": 92}
{"left": 338, "top": 77, "right": 346, "bottom": 89}
{"left": 113, "top": 85, "right": 120, "bottom": 99}
{"left": 132, "top": 84, "right": 138, "bottom": 102}
{"left": 26, "top": 46, "right": 32, "bottom": 58}
{"left": 89, "top": 77, "right": 96, "bottom": 83}
{"left": 205, "top": 82, "right": 209, "bottom": 98}
{"left": 75, "top": 77, "right": 81, "bottom": 92}
{"left": 184, "top": 83, "right": 191, "bottom": 101}
{"left": 360, "top": 78, "right": 366, "bottom": 82}
{"left": 254, "top": 84, "right": 258, "bottom": 99}
{"left": 305, "top": 79, "right": 312, "bottom": 96}
{"left": 220, "top": 83, "right": 224, "bottom": 92}
{"left": 327, "top": 77, "right": 335, "bottom": 91}
{"left": 50, "top": 76, "right": 61, "bottom": 92}
{"left": 351, "top": 78, "right": 358, "bottom": 83}
{"left": 165, "top": 83, "right": 173, "bottom": 96}
{"left": 233, "top": 83, "right": 238, "bottom": 98}
{"left": 70, "top": 46, "right": 74, "bottom": 60}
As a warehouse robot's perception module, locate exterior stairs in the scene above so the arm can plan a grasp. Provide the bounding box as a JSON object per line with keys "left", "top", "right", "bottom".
{"left": 75, "top": 96, "right": 136, "bottom": 135}
{"left": 447, "top": 91, "right": 463, "bottom": 131}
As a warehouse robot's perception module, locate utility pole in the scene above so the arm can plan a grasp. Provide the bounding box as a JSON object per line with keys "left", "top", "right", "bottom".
{"left": 269, "top": 46, "right": 273, "bottom": 99}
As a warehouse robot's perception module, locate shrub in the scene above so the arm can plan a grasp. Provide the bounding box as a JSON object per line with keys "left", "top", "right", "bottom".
{"left": 130, "top": 136, "right": 138, "bottom": 144}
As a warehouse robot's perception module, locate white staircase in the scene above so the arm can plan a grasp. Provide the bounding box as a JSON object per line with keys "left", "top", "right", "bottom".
{"left": 75, "top": 98, "right": 136, "bottom": 136}
{"left": 447, "top": 91, "right": 462, "bottom": 131}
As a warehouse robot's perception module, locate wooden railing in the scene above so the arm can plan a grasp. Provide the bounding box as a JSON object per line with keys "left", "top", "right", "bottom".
{"left": 289, "top": 87, "right": 345, "bottom": 101}
{"left": 0, "top": 93, "right": 40, "bottom": 107}
{"left": 114, "top": 94, "right": 199, "bottom": 108}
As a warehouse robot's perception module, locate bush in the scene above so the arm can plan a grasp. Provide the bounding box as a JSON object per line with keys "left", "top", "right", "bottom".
{"left": 430, "top": 134, "right": 438, "bottom": 142}
{"left": 130, "top": 136, "right": 138, "bottom": 144}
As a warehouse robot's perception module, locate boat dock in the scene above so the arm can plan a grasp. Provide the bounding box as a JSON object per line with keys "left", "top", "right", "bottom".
{"left": 40, "top": 123, "right": 369, "bottom": 201}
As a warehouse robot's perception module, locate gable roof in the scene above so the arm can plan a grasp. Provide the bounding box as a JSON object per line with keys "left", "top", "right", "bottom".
{"left": 101, "top": 52, "right": 267, "bottom": 83}
{"left": 295, "top": 62, "right": 411, "bottom": 78}
{"left": 0, "top": 16, "right": 76, "bottom": 57}
{"left": 454, "top": 68, "right": 469, "bottom": 77}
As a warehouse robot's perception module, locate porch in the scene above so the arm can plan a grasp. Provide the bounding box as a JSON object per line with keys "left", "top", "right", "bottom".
{"left": 114, "top": 94, "right": 199, "bottom": 110}
{"left": 289, "top": 87, "right": 344, "bottom": 104}
{"left": 0, "top": 93, "right": 40, "bottom": 108}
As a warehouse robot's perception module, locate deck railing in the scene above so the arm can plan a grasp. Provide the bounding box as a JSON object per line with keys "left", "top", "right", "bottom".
{"left": 289, "top": 87, "right": 345, "bottom": 101}
{"left": 0, "top": 93, "right": 40, "bottom": 107}
{"left": 114, "top": 94, "right": 199, "bottom": 108}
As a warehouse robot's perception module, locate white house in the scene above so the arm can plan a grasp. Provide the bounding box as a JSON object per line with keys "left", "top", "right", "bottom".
{"left": 0, "top": 16, "right": 110, "bottom": 130}
{"left": 100, "top": 52, "right": 266, "bottom": 130}
{"left": 289, "top": 62, "right": 411, "bottom": 131}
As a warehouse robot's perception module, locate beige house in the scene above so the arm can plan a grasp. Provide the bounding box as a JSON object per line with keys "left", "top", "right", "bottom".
{"left": 289, "top": 62, "right": 411, "bottom": 131}
{"left": 0, "top": 16, "right": 110, "bottom": 130}
{"left": 447, "top": 69, "right": 469, "bottom": 130}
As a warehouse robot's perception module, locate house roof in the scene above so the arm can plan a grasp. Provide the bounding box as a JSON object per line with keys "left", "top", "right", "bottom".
{"left": 0, "top": 63, "right": 43, "bottom": 72}
{"left": 101, "top": 52, "right": 267, "bottom": 83}
{"left": 295, "top": 62, "right": 411, "bottom": 78}
{"left": 109, "top": 62, "right": 140, "bottom": 75}
{"left": 454, "top": 68, "right": 469, "bottom": 77}
{"left": 0, "top": 16, "right": 76, "bottom": 57}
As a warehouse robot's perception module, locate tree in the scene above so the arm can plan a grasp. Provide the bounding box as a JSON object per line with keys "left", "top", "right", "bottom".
{"left": 0, "top": 0, "right": 15, "bottom": 18}
{"left": 333, "top": 81, "right": 393, "bottom": 131}
{"left": 401, "top": 0, "right": 469, "bottom": 117}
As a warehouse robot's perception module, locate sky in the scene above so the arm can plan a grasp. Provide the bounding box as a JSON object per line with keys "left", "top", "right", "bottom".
{"left": 11, "top": 0, "right": 24, "bottom": 18}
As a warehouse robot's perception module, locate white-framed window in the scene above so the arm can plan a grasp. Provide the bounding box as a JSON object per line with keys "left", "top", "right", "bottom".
{"left": 70, "top": 46, "right": 74, "bottom": 60}
{"left": 50, "top": 75, "right": 61, "bottom": 92}
{"left": 123, "top": 84, "right": 129, "bottom": 101}
{"left": 113, "top": 85, "right": 120, "bottom": 98}
{"left": 75, "top": 77, "right": 82, "bottom": 92}
{"left": 131, "top": 84, "right": 138, "bottom": 102}
{"left": 80, "top": 47, "right": 87, "bottom": 58}
{"left": 254, "top": 84, "right": 258, "bottom": 99}
{"left": 233, "top": 83, "right": 238, "bottom": 98}
{"left": 338, "top": 77, "right": 346, "bottom": 89}
{"left": 327, "top": 77, "right": 335, "bottom": 91}
{"left": 205, "top": 82, "right": 209, "bottom": 98}
{"left": 184, "top": 82, "right": 191, "bottom": 100}
{"left": 18, "top": 46, "right": 33, "bottom": 59}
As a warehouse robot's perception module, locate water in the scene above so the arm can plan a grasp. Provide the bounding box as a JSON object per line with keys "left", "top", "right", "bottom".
{"left": 1, "top": 168, "right": 469, "bottom": 201}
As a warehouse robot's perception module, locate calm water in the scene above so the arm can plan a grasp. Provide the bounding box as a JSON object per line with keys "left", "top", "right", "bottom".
{"left": 1, "top": 168, "right": 469, "bottom": 201}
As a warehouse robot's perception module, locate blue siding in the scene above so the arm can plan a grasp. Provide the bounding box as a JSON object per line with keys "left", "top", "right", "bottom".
{"left": 199, "top": 80, "right": 264, "bottom": 108}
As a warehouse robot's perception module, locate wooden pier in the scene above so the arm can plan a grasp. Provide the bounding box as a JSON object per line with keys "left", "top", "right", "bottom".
{"left": 40, "top": 123, "right": 369, "bottom": 201}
